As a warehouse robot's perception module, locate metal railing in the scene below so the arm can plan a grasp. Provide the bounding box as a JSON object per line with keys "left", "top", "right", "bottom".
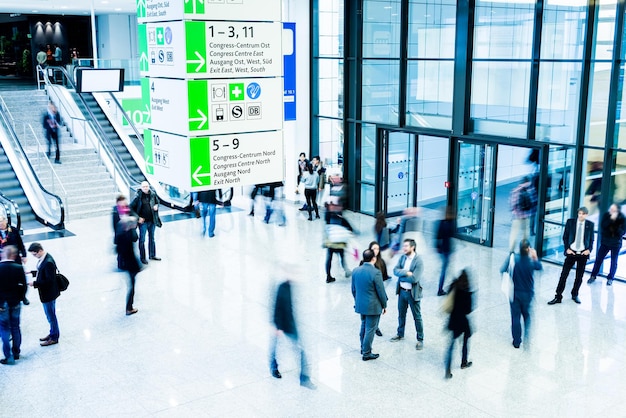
{"left": 0, "top": 97, "right": 65, "bottom": 230}
{"left": 0, "top": 191, "right": 20, "bottom": 232}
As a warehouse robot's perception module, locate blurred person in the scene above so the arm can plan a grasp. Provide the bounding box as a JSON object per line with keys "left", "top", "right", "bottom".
{"left": 325, "top": 175, "right": 347, "bottom": 213}
{"left": 501, "top": 240, "right": 542, "bottom": 349}
{"left": 374, "top": 211, "right": 400, "bottom": 252}
{"left": 435, "top": 206, "right": 456, "bottom": 296}
{"left": 36, "top": 45, "right": 47, "bottom": 66}
{"left": 444, "top": 270, "right": 473, "bottom": 379}
{"left": 311, "top": 156, "right": 326, "bottom": 203}
{"left": 269, "top": 276, "right": 316, "bottom": 389}
{"left": 42, "top": 101, "right": 61, "bottom": 164}
{"left": 508, "top": 177, "right": 537, "bottom": 253}
{"left": 112, "top": 195, "right": 130, "bottom": 269}
{"left": 116, "top": 216, "right": 141, "bottom": 316}
{"left": 54, "top": 44, "right": 62, "bottom": 65}
{"left": 548, "top": 207, "right": 594, "bottom": 305}
{"left": 263, "top": 181, "right": 285, "bottom": 225}
{"left": 296, "top": 152, "right": 308, "bottom": 199}
{"left": 0, "top": 215, "right": 26, "bottom": 264}
{"left": 302, "top": 163, "right": 320, "bottom": 221}
{"left": 193, "top": 190, "right": 218, "bottom": 237}
{"left": 323, "top": 210, "right": 355, "bottom": 283}
{"left": 390, "top": 239, "right": 425, "bottom": 350}
{"left": 0, "top": 246, "right": 27, "bottom": 365}
{"left": 352, "top": 249, "right": 387, "bottom": 361}
{"left": 588, "top": 203, "right": 626, "bottom": 286}
{"left": 130, "top": 181, "right": 162, "bottom": 264}
{"left": 27, "top": 243, "right": 60, "bottom": 346}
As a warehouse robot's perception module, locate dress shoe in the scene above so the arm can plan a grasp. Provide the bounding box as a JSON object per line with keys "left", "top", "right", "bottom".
{"left": 587, "top": 276, "right": 596, "bottom": 284}
{"left": 140, "top": 259, "right": 148, "bottom": 265}
{"left": 39, "top": 335, "right": 51, "bottom": 342}
{"left": 362, "top": 353, "right": 379, "bottom": 361}
{"left": 0, "top": 358, "right": 15, "bottom": 365}
{"left": 300, "top": 379, "right": 317, "bottom": 390}
{"left": 149, "top": 256, "right": 161, "bottom": 261}
{"left": 415, "top": 341, "right": 424, "bottom": 351}
{"left": 513, "top": 342, "right": 520, "bottom": 349}
{"left": 54, "top": 160, "right": 61, "bottom": 164}
{"left": 547, "top": 297, "right": 561, "bottom": 305}
{"left": 13, "top": 354, "right": 19, "bottom": 360}
{"left": 375, "top": 329, "right": 383, "bottom": 337}
{"left": 607, "top": 279, "right": 614, "bottom": 286}
{"left": 572, "top": 296, "right": 581, "bottom": 304}
{"left": 40, "top": 339, "right": 58, "bottom": 347}
{"left": 271, "top": 369, "right": 282, "bottom": 379}
{"left": 22, "top": 297, "right": 30, "bottom": 305}
{"left": 126, "top": 308, "right": 138, "bottom": 316}
{"left": 326, "top": 277, "right": 336, "bottom": 283}
{"left": 390, "top": 335, "right": 403, "bottom": 342}
{"left": 445, "top": 371, "right": 453, "bottom": 379}
{"left": 437, "top": 290, "right": 447, "bottom": 296}
{"left": 461, "top": 361, "right": 473, "bottom": 369}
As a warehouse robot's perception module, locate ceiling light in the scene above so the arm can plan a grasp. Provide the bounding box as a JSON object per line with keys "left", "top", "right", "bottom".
{"left": 114, "top": 8, "right": 122, "bottom": 11}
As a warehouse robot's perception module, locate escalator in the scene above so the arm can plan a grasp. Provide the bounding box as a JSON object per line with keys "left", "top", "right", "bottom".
{"left": 0, "top": 142, "right": 32, "bottom": 228}
{"left": 0, "top": 99, "right": 65, "bottom": 231}
{"left": 73, "top": 92, "right": 146, "bottom": 182}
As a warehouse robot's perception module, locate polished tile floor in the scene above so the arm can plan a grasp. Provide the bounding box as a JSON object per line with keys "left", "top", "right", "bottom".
{"left": 1, "top": 196, "right": 626, "bottom": 417}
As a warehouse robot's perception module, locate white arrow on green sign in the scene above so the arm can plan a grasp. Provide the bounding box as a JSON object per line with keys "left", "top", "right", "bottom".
{"left": 137, "top": 24, "right": 149, "bottom": 72}
{"left": 136, "top": 0, "right": 147, "bottom": 18}
{"left": 190, "top": 137, "right": 210, "bottom": 187}
{"left": 185, "top": 21, "right": 206, "bottom": 74}
{"left": 188, "top": 80, "right": 209, "bottom": 132}
{"left": 144, "top": 129, "right": 154, "bottom": 175}
{"left": 184, "top": 0, "right": 205, "bottom": 14}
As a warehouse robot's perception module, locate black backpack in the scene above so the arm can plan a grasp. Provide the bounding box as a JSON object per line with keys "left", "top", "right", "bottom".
{"left": 518, "top": 187, "right": 532, "bottom": 212}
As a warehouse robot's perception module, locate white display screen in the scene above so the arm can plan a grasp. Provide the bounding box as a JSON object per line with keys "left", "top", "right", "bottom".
{"left": 76, "top": 68, "right": 124, "bottom": 93}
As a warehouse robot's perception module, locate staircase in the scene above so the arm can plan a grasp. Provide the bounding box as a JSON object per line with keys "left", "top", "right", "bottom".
{"left": 0, "top": 89, "right": 120, "bottom": 221}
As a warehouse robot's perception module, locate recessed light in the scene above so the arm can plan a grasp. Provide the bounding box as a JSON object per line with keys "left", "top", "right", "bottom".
{"left": 114, "top": 7, "right": 121, "bottom": 11}
{"left": 32, "top": 10, "right": 39, "bottom": 13}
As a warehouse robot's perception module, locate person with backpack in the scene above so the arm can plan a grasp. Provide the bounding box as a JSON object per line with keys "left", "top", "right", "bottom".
{"left": 508, "top": 176, "right": 537, "bottom": 253}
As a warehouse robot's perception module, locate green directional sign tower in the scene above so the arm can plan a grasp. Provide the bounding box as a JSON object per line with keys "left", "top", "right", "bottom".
{"left": 136, "top": 0, "right": 284, "bottom": 191}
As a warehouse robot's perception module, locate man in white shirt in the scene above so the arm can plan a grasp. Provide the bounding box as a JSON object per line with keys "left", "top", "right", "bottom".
{"left": 548, "top": 207, "right": 594, "bottom": 305}
{"left": 390, "top": 239, "right": 425, "bottom": 350}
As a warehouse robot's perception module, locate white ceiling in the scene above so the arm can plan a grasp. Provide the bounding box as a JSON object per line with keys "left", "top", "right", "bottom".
{"left": 0, "top": 0, "right": 135, "bottom": 15}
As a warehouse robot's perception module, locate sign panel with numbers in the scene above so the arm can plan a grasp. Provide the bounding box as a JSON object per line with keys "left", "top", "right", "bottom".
{"left": 144, "top": 129, "right": 284, "bottom": 191}
{"left": 143, "top": 77, "right": 283, "bottom": 136}
{"left": 138, "top": 21, "right": 282, "bottom": 79}
{"left": 137, "top": 0, "right": 281, "bottom": 24}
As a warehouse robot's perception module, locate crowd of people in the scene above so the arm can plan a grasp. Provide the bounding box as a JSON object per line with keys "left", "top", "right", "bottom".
{"left": 2, "top": 157, "right": 626, "bottom": 388}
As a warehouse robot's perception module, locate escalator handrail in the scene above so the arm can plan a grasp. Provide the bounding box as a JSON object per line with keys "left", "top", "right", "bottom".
{"left": 0, "top": 98, "right": 65, "bottom": 230}
{"left": 44, "top": 66, "right": 144, "bottom": 194}
{"left": 0, "top": 190, "right": 20, "bottom": 232}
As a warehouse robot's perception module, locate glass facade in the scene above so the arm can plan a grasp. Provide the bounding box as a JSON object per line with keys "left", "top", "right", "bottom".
{"left": 312, "top": 0, "right": 626, "bottom": 277}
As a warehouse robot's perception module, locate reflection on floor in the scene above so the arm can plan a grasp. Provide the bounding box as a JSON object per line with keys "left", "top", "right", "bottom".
{"left": 1, "top": 196, "right": 625, "bottom": 416}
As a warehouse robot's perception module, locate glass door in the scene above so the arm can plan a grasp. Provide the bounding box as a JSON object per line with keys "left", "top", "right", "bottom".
{"left": 382, "top": 130, "right": 416, "bottom": 215}
{"left": 455, "top": 141, "right": 496, "bottom": 246}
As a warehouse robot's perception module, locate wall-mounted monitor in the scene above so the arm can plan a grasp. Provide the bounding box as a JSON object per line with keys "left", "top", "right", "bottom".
{"left": 75, "top": 68, "right": 124, "bottom": 93}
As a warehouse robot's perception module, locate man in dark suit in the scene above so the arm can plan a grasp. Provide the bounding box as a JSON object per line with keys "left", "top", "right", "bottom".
{"left": 0, "top": 246, "right": 27, "bottom": 365}
{"left": 390, "top": 239, "right": 425, "bottom": 350}
{"left": 351, "top": 249, "right": 387, "bottom": 361}
{"left": 548, "top": 207, "right": 595, "bottom": 305}
{"left": 27, "top": 242, "right": 60, "bottom": 346}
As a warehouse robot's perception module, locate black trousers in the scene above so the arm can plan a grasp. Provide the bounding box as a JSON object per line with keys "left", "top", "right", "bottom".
{"left": 555, "top": 253, "right": 588, "bottom": 298}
